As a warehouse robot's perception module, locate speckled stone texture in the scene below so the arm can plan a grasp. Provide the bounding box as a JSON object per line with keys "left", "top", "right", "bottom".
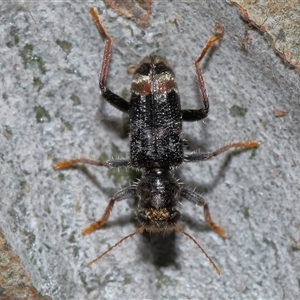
{"left": 1, "top": 1, "right": 300, "bottom": 299}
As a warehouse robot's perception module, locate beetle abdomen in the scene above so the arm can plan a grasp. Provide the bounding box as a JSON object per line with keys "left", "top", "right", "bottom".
{"left": 129, "top": 55, "right": 183, "bottom": 168}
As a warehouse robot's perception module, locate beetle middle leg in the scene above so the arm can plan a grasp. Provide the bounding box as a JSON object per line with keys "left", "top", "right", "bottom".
{"left": 184, "top": 141, "right": 259, "bottom": 163}
{"left": 53, "top": 158, "right": 130, "bottom": 170}
{"left": 182, "top": 140, "right": 259, "bottom": 237}
{"left": 53, "top": 158, "right": 132, "bottom": 235}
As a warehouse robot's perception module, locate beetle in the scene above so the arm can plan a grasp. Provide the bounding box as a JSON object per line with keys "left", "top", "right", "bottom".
{"left": 53, "top": 7, "right": 258, "bottom": 274}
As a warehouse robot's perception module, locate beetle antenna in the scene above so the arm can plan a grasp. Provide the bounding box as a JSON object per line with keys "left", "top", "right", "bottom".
{"left": 174, "top": 225, "right": 220, "bottom": 275}
{"left": 87, "top": 226, "right": 145, "bottom": 267}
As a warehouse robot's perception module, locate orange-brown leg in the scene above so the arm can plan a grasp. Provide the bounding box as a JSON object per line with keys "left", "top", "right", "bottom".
{"left": 182, "top": 22, "right": 224, "bottom": 122}
{"left": 90, "top": 7, "right": 129, "bottom": 113}
{"left": 53, "top": 158, "right": 110, "bottom": 170}
{"left": 180, "top": 188, "right": 226, "bottom": 239}
{"left": 82, "top": 199, "right": 115, "bottom": 235}
{"left": 53, "top": 158, "right": 130, "bottom": 170}
{"left": 184, "top": 140, "right": 259, "bottom": 162}
{"left": 182, "top": 140, "right": 258, "bottom": 237}
{"left": 203, "top": 203, "right": 226, "bottom": 238}
{"left": 53, "top": 156, "right": 133, "bottom": 234}
{"left": 82, "top": 186, "right": 136, "bottom": 235}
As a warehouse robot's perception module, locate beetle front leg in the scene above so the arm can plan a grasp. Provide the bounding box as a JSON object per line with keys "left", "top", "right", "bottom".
{"left": 82, "top": 186, "right": 136, "bottom": 235}
{"left": 180, "top": 188, "right": 226, "bottom": 239}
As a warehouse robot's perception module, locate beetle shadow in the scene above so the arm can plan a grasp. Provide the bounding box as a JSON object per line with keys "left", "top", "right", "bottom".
{"left": 180, "top": 148, "right": 255, "bottom": 195}
{"left": 180, "top": 212, "right": 213, "bottom": 234}
{"left": 183, "top": 120, "right": 210, "bottom": 152}
{"left": 139, "top": 230, "right": 179, "bottom": 268}
{"left": 67, "top": 165, "right": 112, "bottom": 194}
{"left": 96, "top": 104, "right": 130, "bottom": 139}
{"left": 87, "top": 214, "right": 179, "bottom": 268}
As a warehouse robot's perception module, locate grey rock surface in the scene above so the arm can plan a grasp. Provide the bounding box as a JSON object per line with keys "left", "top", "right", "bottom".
{"left": 1, "top": 1, "right": 300, "bottom": 299}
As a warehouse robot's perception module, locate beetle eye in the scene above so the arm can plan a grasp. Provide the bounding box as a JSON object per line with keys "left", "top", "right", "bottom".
{"left": 169, "top": 210, "right": 181, "bottom": 224}
{"left": 137, "top": 212, "right": 150, "bottom": 225}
